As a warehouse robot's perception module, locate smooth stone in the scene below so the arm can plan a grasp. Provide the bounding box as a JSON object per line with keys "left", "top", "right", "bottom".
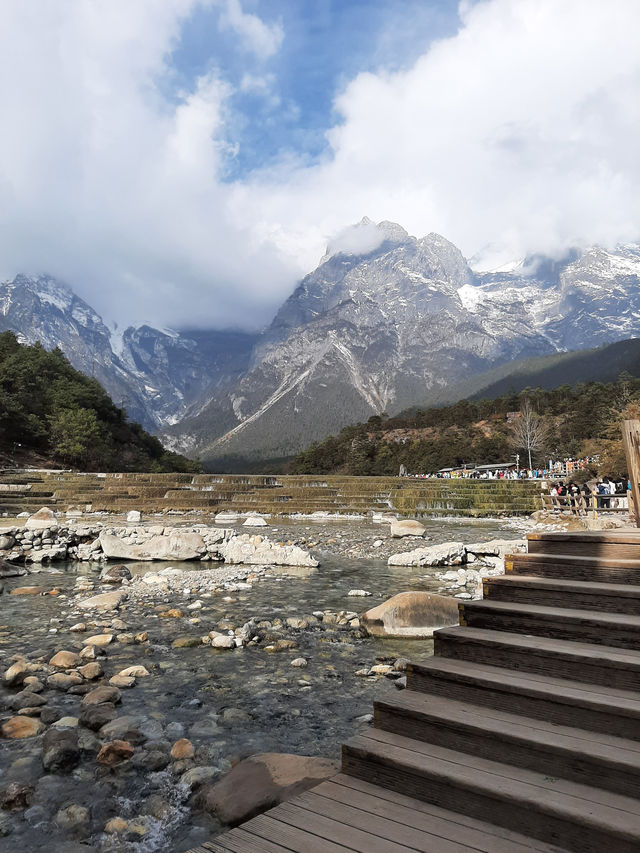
{"left": 172, "top": 636, "right": 201, "bottom": 648}
{"left": 189, "top": 718, "right": 219, "bottom": 738}
{"left": 100, "top": 715, "right": 145, "bottom": 743}
{"left": 0, "top": 782, "right": 34, "bottom": 811}
{"left": 42, "top": 728, "right": 80, "bottom": 773}
{"left": 47, "top": 672, "right": 83, "bottom": 690}
{"left": 118, "top": 665, "right": 150, "bottom": 678}
{"left": 8, "top": 690, "right": 47, "bottom": 711}
{"left": 97, "top": 739, "right": 134, "bottom": 767}
{"left": 290, "top": 658, "right": 308, "bottom": 668}
{"left": 82, "top": 685, "right": 121, "bottom": 706}
{"left": 52, "top": 716, "right": 79, "bottom": 728}
{"left": 54, "top": 803, "right": 89, "bottom": 835}
{"left": 83, "top": 633, "right": 114, "bottom": 646}
{"left": 25, "top": 507, "right": 57, "bottom": 530}
{"left": 362, "top": 591, "right": 459, "bottom": 638}
{"left": 10, "top": 586, "right": 41, "bottom": 595}
{"left": 243, "top": 516, "right": 268, "bottom": 527}
{"left": 180, "top": 766, "right": 219, "bottom": 790}
{"left": 49, "top": 650, "right": 81, "bottom": 669}
{"left": 100, "top": 564, "right": 132, "bottom": 584}
{"left": 388, "top": 541, "right": 465, "bottom": 567}
{"left": 127, "top": 511, "right": 141, "bottom": 523}
{"left": 170, "top": 738, "right": 194, "bottom": 760}
{"left": 78, "top": 591, "right": 126, "bottom": 612}
{"left": 201, "top": 753, "right": 338, "bottom": 825}
{"left": 3, "top": 661, "right": 27, "bottom": 686}
{"left": 109, "top": 675, "right": 135, "bottom": 688}
{"left": 77, "top": 662, "right": 103, "bottom": 680}
{"left": 390, "top": 519, "right": 427, "bottom": 538}
{"left": 211, "top": 635, "right": 235, "bottom": 649}
{"left": 1, "top": 716, "right": 44, "bottom": 738}
{"left": 79, "top": 703, "right": 117, "bottom": 731}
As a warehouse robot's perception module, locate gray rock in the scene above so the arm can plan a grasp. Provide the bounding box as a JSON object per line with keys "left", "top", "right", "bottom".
{"left": 388, "top": 541, "right": 466, "bottom": 567}
{"left": 42, "top": 728, "right": 80, "bottom": 773}
{"left": 99, "top": 564, "right": 132, "bottom": 584}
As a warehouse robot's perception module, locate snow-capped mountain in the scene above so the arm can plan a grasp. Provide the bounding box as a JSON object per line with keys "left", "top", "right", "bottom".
{"left": 3, "top": 221, "right": 640, "bottom": 463}
{"left": 0, "top": 274, "right": 256, "bottom": 429}
{"left": 172, "top": 221, "right": 640, "bottom": 463}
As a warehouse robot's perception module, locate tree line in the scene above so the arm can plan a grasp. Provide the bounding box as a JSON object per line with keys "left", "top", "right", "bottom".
{"left": 0, "top": 331, "right": 200, "bottom": 472}
{"left": 290, "top": 374, "right": 640, "bottom": 478}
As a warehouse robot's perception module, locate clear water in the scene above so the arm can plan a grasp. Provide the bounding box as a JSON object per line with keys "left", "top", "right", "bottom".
{"left": 0, "top": 516, "right": 520, "bottom": 851}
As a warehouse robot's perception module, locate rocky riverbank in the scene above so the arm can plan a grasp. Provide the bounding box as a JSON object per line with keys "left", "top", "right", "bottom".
{"left": 0, "top": 512, "right": 538, "bottom": 850}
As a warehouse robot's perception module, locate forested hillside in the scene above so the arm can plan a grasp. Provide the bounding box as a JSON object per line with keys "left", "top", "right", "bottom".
{"left": 0, "top": 332, "right": 200, "bottom": 472}
{"left": 291, "top": 375, "right": 639, "bottom": 478}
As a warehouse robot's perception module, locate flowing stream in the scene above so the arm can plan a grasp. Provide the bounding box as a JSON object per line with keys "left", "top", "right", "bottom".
{"left": 0, "top": 516, "right": 523, "bottom": 851}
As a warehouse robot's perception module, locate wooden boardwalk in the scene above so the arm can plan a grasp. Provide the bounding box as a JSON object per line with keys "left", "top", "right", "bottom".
{"left": 190, "top": 530, "right": 640, "bottom": 853}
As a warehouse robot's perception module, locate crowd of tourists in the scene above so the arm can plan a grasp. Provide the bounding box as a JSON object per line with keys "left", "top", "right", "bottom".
{"left": 546, "top": 477, "right": 629, "bottom": 514}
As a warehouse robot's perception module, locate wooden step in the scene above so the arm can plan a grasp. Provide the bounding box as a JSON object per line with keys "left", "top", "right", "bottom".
{"left": 434, "top": 626, "right": 640, "bottom": 691}
{"left": 527, "top": 530, "right": 640, "bottom": 560}
{"left": 484, "top": 575, "right": 640, "bottom": 614}
{"left": 201, "top": 775, "right": 569, "bottom": 852}
{"left": 505, "top": 552, "right": 640, "bottom": 584}
{"left": 459, "top": 600, "right": 640, "bottom": 649}
{"left": 374, "top": 692, "right": 640, "bottom": 798}
{"left": 406, "top": 657, "right": 640, "bottom": 740}
{"left": 342, "top": 729, "right": 640, "bottom": 853}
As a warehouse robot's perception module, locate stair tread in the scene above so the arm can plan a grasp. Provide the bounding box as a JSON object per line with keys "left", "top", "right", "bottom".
{"left": 436, "top": 625, "right": 640, "bottom": 662}
{"left": 208, "top": 776, "right": 570, "bottom": 853}
{"left": 507, "top": 552, "right": 640, "bottom": 567}
{"left": 346, "top": 729, "right": 640, "bottom": 828}
{"left": 527, "top": 531, "right": 640, "bottom": 544}
{"left": 376, "top": 692, "right": 640, "bottom": 764}
{"left": 461, "top": 599, "right": 640, "bottom": 626}
{"left": 409, "top": 657, "right": 640, "bottom": 711}
{"left": 487, "top": 575, "right": 640, "bottom": 596}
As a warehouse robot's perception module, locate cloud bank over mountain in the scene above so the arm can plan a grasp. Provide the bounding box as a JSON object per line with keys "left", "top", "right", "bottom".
{"left": 0, "top": 0, "right": 638, "bottom": 329}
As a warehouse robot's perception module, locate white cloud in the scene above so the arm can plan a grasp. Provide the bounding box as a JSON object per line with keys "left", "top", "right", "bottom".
{"left": 0, "top": 0, "right": 639, "bottom": 333}
{"left": 238, "top": 0, "right": 640, "bottom": 271}
{"left": 219, "top": 0, "right": 283, "bottom": 59}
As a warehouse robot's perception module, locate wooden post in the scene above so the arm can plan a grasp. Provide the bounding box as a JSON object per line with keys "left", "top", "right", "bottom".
{"left": 622, "top": 420, "right": 640, "bottom": 528}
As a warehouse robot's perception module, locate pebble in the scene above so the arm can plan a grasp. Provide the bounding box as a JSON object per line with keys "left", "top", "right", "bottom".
{"left": 290, "top": 657, "right": 308, "bottom": 668}
{"left": 170, "top": 738, "right": 195, "bottom": 760}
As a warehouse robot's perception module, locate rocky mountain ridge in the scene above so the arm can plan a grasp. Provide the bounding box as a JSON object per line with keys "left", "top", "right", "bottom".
{"left": 2, "top": 221, "right": 640, "bottom": 464}
{"left": 0, "top": 274, "right": 256, "bottom": 430}
{"left": 173, "top": 221, "right": 640, "bottom": 464}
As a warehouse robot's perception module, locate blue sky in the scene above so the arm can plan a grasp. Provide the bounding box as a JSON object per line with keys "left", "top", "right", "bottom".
{"left": 0, "top": 0, "right": 638, "bottom": 330}
{"left": 171, "top": 0, "right": 462, "bottom": 178}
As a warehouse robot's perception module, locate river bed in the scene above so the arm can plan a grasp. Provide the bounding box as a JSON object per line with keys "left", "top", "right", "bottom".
{"left": 0, "top": 515, "right": 527, "bottom": 851}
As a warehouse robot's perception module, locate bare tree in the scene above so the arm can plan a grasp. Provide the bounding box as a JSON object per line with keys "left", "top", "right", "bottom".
{"left": 510, "top": 400, "right": 548, "bottom": 470}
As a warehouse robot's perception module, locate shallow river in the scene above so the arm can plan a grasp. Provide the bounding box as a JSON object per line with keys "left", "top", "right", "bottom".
{"left": 0, "top": 516, "right": 522, "bottom": 852}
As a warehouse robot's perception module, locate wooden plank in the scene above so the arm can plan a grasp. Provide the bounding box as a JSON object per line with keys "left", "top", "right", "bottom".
{"left": 434, "top": 626, "right": 640, "bottom": 690}
{"left": 373, "top": 693, "right": 640, "bottom": 798}
{"left": 265, "top": 800, "right": 424, "bottom": 853}
{"left": 200, "top": 828, "right": 300, "bottom": 852}
{"left": 327, "top": 775, "right": 568, "bottom": 852}
{"left": 458, "top": 600, "right": 640, "bottom": 648}
{"left": 342, "top": 732, "right": 640, "bottom": 852}
{"left": 239, "top": 814, "right": 355, "bottom": 853}
{"left": 308, "top": 780, "right": 566, "bottom": 852}
{"left": 622, "top": 419, "right": 640, "bottom": 528}
{"left": 282, "top": 792, "right": 474, "bottom": 853}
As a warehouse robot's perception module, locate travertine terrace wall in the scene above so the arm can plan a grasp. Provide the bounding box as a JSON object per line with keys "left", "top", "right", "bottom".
{"left": 0, "top": 472, "right": 541, "bottom": 518}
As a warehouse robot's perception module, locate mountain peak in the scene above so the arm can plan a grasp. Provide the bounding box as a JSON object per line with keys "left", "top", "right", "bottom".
{"left": 325, "top": 218, "right": 410, "bottom": 259}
